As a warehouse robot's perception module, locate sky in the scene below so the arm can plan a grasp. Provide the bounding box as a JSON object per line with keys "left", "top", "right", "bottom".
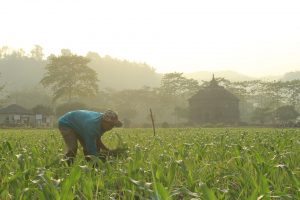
{"left": 1, "top": 0, "right": 300, "bottom": 77}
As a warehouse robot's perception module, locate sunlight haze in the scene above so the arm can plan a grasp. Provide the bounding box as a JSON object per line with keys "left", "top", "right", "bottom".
{"left": 1, "top": 0, "right": 300, "bottom": 77}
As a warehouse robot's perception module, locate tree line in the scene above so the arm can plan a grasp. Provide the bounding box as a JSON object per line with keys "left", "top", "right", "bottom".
{"left": 0, "top": 46, "right": 299, "bottom": 127}
{"left": 0, "top": 46, "right": 160, "bottom": 91}
{"left": 41, "top": 53, "right": 300, "bottom": 127}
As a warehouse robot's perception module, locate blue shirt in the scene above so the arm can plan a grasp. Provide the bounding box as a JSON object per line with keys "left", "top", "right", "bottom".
{"left": 58, "top": 110, "right": 104, "bottom": 155}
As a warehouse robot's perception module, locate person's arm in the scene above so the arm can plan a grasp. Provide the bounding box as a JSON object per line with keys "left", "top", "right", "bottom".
{"left": 84, "top": 136, "right": 98, "bottom": 156}
{"left": 97, "top": 139, "right": 126, "bottom": 157}
{"left": 96, "top": 137, "right": 110, "bottom": 152}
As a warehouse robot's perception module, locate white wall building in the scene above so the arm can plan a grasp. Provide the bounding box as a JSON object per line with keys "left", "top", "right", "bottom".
{"left": 0, "top": 104, "right": 53, "bottom": 127}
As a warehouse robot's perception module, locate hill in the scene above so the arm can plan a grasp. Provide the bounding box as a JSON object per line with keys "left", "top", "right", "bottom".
{"left": 281, "top": 71, "right": 300, "bottom": 81}
{"left": 0, "top": 53, "right": 162, "bottom": 91}
{"left": 0, "top": 55, "right": 46, "bottom": 91}
{"left": 0, "top": 52, "right": 299, "bottom": 92}
{"left": 86, "top": 52, "right": 161, "bottom": 90}
{"left": 183, "top": 70, "right": 255, "bottom": 82}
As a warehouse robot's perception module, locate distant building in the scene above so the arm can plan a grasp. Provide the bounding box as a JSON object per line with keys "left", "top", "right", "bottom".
{"left": 188, "top": 75, "right": 240, "bottom": 124}
{"left": 0, "top": 104, "right": 53, "bottom": 127}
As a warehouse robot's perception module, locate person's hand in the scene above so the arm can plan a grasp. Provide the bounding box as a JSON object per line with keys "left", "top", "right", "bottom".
{"left": 109, "top": 147, "right": 128, "bottom": 157}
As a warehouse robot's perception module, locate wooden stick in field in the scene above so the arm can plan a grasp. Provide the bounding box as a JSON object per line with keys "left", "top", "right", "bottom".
{"left": 150, "top": 108, "right": 156, "bottom": 136}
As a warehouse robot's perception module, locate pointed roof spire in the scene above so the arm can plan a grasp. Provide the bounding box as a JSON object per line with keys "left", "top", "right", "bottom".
{"left": 210, "top": 74, "right": 218, "bottom": 87}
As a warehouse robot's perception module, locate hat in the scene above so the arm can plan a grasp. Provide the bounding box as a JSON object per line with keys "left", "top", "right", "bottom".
{"left": 103, "top": 110, "right": 122, "bottom": 127}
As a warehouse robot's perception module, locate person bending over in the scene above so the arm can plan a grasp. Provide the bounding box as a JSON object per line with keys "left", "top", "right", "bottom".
{"left": 58, "top": 109, "right": 123, "bottom": 164}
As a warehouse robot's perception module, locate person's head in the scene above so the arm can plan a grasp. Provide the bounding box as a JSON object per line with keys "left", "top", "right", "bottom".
{"left": 101, "top": 110, "right": 122, "bottom": 131}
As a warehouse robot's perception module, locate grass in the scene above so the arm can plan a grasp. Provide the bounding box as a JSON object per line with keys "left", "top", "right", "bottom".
{"left": 0, "top": 128, "right": 299, "bottom": 199}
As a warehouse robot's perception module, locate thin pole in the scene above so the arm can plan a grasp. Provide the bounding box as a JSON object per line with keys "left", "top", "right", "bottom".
{"left": 150, "top": 108, "right": 156, "bottom": 136}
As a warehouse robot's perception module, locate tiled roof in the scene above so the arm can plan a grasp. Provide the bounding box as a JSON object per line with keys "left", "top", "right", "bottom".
{"left": 0, "top": 104, "right": 33, "bottom": 115}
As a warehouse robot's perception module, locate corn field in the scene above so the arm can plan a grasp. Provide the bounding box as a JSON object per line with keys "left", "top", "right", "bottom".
{"left": 0, "top": 128, "right": 299, "bottom": 199}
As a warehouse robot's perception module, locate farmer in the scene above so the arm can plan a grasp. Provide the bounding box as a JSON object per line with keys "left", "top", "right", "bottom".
{"left": 58, "top": 109, "right": 123, "bottom": 164}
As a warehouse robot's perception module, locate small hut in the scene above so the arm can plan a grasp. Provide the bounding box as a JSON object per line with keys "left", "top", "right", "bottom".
{"left": 0, "top": 104, "right": 33, "bottom": 126}
{"left": 188, "top": 75, "right": 239, "bottom": 124}
{"left": 0, "top": 104, "right": 53, "bottom": 127}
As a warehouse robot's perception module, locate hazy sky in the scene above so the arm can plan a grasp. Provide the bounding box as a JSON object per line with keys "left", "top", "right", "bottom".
{"left": 1, "top": 0, "right": 300, "bottom": 77}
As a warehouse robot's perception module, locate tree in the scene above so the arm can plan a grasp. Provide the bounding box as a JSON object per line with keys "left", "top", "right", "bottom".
{"left": 110, "top": 88, "right": 156, "bottom": 118}
{"left": 174, "top": 106, "right": 189, "bottom": 121}
{"left": 160, "top": 72, "right": 199, "bottom": 96}
{"left": 31, "top": 45, "right": 44, "bottom": 61}
{"left": 251, "top": 107, "right": 273, "bottom": 125}
{"left": 60, "top": 49, "right": 72, "bottom": 56}
{"left": 0, "top": 73, "right": 5, "bottom": 106}
{"left": 32, "top": 104, "right": 53, "bottom": 115}
{"left": 159, "top": 73, "right": 199, "bottom": 124}
{"left": 285, "top": 80, "right": 300, "bottom": 107}
{"left": 11, "top": 49, "right": 26, "bottom": 58}
{"left": 0, "top": 46, "right": 9, "bottom": 58}
{"left": 55, "top": 102, "right": 87, "bottom": 117}
{"left": 7, "top": 88, "right": 51, "bottom": 108}
{"left": 41, "top": 55, "right": 99, "bottom": 102}
{"left": 0, "top": 73, "right": 5, "bottom": 92}
{"left": 274, "top": 105, "right": 299, "bottom": 124}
